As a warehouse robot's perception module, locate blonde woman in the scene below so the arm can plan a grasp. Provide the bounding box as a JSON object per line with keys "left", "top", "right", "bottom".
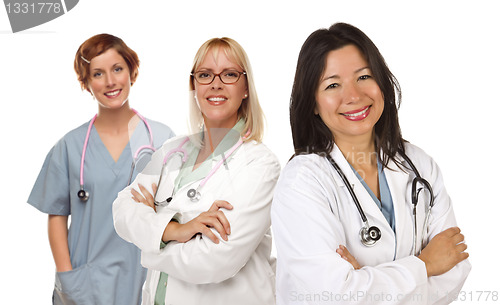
{"left": 113, "top": 37, "right": 280, "bottom": 305}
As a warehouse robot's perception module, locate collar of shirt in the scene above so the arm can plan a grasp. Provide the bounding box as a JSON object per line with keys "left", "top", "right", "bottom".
{"left": 173, "top": 119, "right": 245, "bottom": 193}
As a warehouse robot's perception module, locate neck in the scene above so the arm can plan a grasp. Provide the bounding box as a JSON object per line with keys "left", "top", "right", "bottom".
{"left": 335, "top": 132, "right": 377, "bottom": 168}
{"left": 202, "top": 125, "right": 232, "bottom": 154}
{"left": 201, "top": 116, "right": 237, "bottom": 153}
{"left": 94, "top": 103, "right": 135, "bottom": 134}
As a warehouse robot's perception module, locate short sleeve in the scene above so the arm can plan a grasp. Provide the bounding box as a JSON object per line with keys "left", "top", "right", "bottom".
{"left": 151, "top": 121, "right": 175, "bottom": 147}
{"left": 27, "top": 139, "right": 71, "bottom": 215}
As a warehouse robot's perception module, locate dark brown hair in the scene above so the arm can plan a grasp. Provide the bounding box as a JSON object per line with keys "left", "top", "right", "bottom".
{"left": 290, "top": 22, "right": 404, "bottom": 167}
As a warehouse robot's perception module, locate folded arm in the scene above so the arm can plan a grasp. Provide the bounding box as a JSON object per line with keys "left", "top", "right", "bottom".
{"left": 141, "top": 152, "right": 280, "bottom": 284}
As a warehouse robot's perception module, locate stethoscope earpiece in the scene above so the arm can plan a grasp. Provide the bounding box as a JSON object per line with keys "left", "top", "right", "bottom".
{"left": 77, "top": 188, "right": 89, "bottom": 201}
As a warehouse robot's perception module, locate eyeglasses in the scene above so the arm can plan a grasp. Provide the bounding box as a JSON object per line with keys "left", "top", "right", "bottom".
{"left": 191, "top": 70, "right": 246, "bottom": 85}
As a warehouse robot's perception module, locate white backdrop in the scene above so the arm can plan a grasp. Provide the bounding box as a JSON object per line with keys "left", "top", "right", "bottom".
{"left": 1, "top": 0, "right": 499, "bottom": 303}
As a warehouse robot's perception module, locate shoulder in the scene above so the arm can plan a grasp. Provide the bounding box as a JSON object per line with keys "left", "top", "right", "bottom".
{"left": 273, "top": 153, "right": 336, "bottom": 214}
{"left": 158, "top": 134, "right": 191, "bottom": 151}
{"left": 401, "top": 142, "right": 442, "bottom": 179}
{"left": 283, "top": 153, "right": 328, "bottom": 176}
{"left": 48, "top": 121, "right": 89, "bottom": 154}
{"left": 35, "top": 121, "right": 89, "bottom": 175}
{"left": 402, "top": 142, "right": 435, "bottom": 166}
{"left": 278, "top": 153, "right": 331, "bottom": 188}
{"left": 143, "top": 117, "right": 175, "bottom": 144}
{"left": 144, "top": 118, "right": 174, "bottom": 134}
{"left": 403, "top": 142, "right": 431, "bottom": 159}
{"left": 241, "top": 140, "right": 281, "bottom": 170}
{"left": 60, "top": 121, "right": 89, "bottom": 142}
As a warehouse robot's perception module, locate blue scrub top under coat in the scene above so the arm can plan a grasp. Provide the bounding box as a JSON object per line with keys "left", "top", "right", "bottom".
{"left": 349, "top": 160, "right": 396, "bottom": 232}
{"left": 28, "top": 117, "right": 174, "bottom": 305}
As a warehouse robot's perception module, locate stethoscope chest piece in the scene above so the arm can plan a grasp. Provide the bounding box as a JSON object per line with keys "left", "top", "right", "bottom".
{"left": 359, "top": 224, "right": 381, "bottom": 247}
{"left": 77, "top": 188, "right": 89, "bottom": 201}
{"left": 78, "top": 109, "right": 155, "bottom": 203}
{"left": 187, "top": 188, "right": 201, "bottom": 202}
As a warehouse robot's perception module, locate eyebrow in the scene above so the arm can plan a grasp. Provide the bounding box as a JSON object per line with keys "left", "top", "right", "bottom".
{"left": 196, "top": 67, "right": 240, "bottom": 72}
{"left": 91, "top": 62, "right": 124, "bottom": 71}
{"left": 321, "top": 66, "right": 370, "bottom": 82}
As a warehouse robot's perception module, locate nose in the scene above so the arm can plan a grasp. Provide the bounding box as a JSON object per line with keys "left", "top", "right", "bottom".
{"left": 343, "top": 82, "right": 361, "bottom": 103}
{"left": 105, "top": 73, "right": 116, "bottom": 87}
{"left": 211, "top": 74, "right": 224, "bottom": 89}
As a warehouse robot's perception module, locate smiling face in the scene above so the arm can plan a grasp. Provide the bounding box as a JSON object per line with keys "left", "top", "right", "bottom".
{"left": 88, "top": 48, "right": 131, "bottom": 110}
{"left": 315, "top": 44, "right": 384, "bottom": 144}
{"left": 194, "top": 47, "right": 248, "bottom": 129}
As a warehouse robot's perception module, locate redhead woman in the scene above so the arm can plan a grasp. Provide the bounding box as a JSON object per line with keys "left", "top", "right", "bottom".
{"left": 28, "top": 34, "right": 174, "bottom": 304}
{"left": 113, "top": 37, "right": 280, "bottom": 305}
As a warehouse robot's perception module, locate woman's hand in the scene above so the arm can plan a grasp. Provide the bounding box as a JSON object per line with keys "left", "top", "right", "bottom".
{"left": 131, "top": 183, "right": 158, "bottom": 212}
{"left": 337, "top": 245, "right": 362, "bottom": 270}
{"left": 418, "top": 227, "right": 469, "bottom": 277}
{"left": 162, "top": 200, "right": 233, "bottom": 244}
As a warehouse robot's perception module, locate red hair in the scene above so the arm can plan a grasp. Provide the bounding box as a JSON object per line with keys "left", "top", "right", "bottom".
{"left": 74, "top": 34, "right": 140, "bottom": 92}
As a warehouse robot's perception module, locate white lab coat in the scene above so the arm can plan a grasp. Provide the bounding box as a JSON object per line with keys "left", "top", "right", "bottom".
{"left": 113, "top": 135, "right": 280, "bottom": 305}
{"left": 271, "top": 143, "right": 471, "bottom": 305}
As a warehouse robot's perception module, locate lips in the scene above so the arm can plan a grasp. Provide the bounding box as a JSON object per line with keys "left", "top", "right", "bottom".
{"left": 104, "top": 89, "right": 121, "bottom": 98}
{"left": 207, "top": 96, "right": 228, "bottom": 106}
{"left": 341, "top": 105, "right": 371, "bottom": 121}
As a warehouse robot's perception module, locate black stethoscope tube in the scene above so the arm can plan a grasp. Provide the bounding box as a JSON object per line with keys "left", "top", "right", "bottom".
{"left": 325, "top": 150, "right": 434, "bottom": 249}
{"left": 326, "top": 154, "right": 368, "bottom": 223}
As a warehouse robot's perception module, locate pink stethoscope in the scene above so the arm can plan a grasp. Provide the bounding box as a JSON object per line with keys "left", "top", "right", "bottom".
{"left": 153, "top": 132, "right": 247, "bottom": 206}
{"left": 77, "top": 109, "right": 155, "bottom": 201}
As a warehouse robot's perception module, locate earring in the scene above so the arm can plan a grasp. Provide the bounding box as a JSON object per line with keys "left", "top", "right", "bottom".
{"left": 244, "top": 94, "right": 248, "bottom": 99}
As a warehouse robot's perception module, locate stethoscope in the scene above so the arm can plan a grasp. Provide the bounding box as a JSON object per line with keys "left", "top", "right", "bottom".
{"left": 153, "top": 134, "right": 244, "bottom": 206}
{"left": 77, "top": 109, "right": 155, "bottom": 201}
{"left": 325, "top": 151, "right": 434, "bottom": 255}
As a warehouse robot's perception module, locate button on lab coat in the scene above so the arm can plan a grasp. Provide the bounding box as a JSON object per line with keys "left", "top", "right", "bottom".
{"left": 113, "top": 135, "right": 281, "bottom": 305}
{"left": 271, "top": 143, "right": 471, "bottom": 305}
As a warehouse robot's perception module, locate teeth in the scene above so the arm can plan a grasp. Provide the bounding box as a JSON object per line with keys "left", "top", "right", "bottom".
{"left": 343, "top": 107, "right": 369, "bottom": 117}
{"left": 105, "top": 90, "right": 120, "bottom": 96}
{"left": 208, "top": 97, "right": 227, "bottom": 102}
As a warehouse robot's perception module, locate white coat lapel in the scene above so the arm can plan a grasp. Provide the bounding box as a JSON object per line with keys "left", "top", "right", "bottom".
{"left": 332, "top": 145, "right": 392, "bottom": 232}
{"left": 330, "top": 145, "right": 396, "bottom": 263}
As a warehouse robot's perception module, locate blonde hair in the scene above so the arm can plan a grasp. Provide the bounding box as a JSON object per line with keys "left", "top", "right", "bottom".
{"left": 188, "top": 37, "right": 264, "bottom": 143}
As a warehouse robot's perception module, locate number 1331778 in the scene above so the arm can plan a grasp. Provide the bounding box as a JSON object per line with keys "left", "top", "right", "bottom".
{"left": 5, "top": 2, "right": 62, "bottom": 14}
{"left": 449, "top": 291, "right": 498, "bottom": 302}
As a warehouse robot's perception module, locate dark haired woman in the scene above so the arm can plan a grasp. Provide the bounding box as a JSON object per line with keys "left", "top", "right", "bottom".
{"left": 27, "top": 34, "right": 174, "bottom": 304}
{"left": 271, "top": 23, "right": 470, "bottom": 305}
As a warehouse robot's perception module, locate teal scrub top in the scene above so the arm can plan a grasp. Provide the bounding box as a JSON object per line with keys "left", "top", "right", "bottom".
{"left": 28, "top": 117, "right": 174, "bottom": 305}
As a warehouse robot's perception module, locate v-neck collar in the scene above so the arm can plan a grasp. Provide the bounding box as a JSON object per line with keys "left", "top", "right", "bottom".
{"left": 348, "top": 160, "right": 382, "bottom": 207}
{"left": 348, "top": 160, "right": 396, "bottom": 232}
{"left": 90, "top": 125, "right": 132, "bottom": 176}
{"left": 173, "top": 119, "right": 244, "bottom": 192}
